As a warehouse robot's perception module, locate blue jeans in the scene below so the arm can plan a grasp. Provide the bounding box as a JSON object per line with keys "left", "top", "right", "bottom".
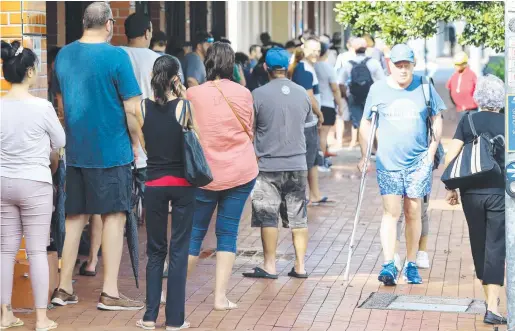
{"left": 189, "top": 179, "right": 256, "bottom": 256}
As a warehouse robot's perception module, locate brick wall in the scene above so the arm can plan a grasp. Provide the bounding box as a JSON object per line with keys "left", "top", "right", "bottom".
{"left": 109, "top": 1, "right": 131, "bottom": 46}
{"left": 0, "top": 1, "right": 47, "bottom": 98}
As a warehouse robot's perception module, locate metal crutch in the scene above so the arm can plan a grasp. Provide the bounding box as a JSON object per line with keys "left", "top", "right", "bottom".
{"left": 343, "top": 105, "right": 380, "bottom": 281}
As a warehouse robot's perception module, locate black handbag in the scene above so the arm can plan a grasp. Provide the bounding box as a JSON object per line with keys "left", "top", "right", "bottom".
{"left": 179, "top": 100, "right": 213, "bottom": 187}
{"left": 441, "top": 112, "right": 504, "bottom": 190}
{"left": 421, "top": 76, "right": 445, "bottom": 169}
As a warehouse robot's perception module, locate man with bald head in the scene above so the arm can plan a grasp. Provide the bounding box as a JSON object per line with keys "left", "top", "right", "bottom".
{"left": 52, "top": 2, "right": 145, "bottom": 311}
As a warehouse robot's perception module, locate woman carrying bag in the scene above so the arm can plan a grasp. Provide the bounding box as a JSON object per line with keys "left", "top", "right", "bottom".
{"left": 138, "top": 55, "right": 209, "bottom": 331}
{"left": 442, "top": 74, "right": 506, "bottom": 325}
{"left": 186, "top": 41, "right": 258, "bottom": 311}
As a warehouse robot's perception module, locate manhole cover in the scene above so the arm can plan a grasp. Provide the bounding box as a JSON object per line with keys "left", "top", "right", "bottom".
{"left": 359, "top": 293, "right": 486, "bottom": 314}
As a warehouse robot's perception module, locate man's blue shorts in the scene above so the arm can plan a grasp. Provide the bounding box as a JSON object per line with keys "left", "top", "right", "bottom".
{"left": 377, "top": 154, "right": 433, "bottom": 198}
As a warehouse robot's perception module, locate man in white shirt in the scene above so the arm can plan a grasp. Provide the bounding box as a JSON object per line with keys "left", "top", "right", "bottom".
{"left": 338, "top": 38, "right": 385, "bottom": 150}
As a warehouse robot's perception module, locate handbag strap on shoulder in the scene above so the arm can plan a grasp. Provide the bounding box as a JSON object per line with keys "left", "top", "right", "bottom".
{"left": 213, "top": 81, "right": 252, "bottom": 140}
{"left": 466, "top": 112, "right": 478, "bottom": 138}
{"left": 177, "top": 99, "right": 191, "bottom": 129}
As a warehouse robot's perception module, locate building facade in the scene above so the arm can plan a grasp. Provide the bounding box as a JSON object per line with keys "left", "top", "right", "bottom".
{"left": 0, "top": 1, "right": 338, "bottom": 97}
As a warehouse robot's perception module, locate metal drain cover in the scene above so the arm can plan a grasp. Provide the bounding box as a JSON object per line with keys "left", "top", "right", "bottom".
{"left": 359, "top": 293, "right": 486, "bottom": 314}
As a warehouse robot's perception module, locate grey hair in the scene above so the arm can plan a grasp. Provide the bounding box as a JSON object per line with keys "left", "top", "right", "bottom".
{"left": 473, "top": 74, "right": 505, "bottom": 111}
{"left": 83, "top": 2, "right": 112, "bottom": 30}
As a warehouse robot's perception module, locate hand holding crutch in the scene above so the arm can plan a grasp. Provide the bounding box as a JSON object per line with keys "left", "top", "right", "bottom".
{"left": 343, "top": 105, "right": 381, "bottom": 281}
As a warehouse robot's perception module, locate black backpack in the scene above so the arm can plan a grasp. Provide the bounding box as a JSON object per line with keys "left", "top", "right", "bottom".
{"left": 348, "top": 58, "right": 373, "bottom": 104}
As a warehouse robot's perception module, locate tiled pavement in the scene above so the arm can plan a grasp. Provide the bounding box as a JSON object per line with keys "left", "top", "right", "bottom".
{"left": 14, "top": 104, "right": 507, "bottom": 330}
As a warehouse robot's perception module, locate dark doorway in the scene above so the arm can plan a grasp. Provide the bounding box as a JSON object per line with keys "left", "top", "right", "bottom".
{"left": 211, "top": 1, "right": 226, "bottom": 41}
{"left": 65, "top": 1, "right": 93, "bottom": 44}
{"left": 189, "top": 1, "right": 207, "bottom": 38}
{"left": 135, "top": 1, "right": 149, "bottom": 16}
{"left": 165, "top": 1, "right": 186, "bottom": 45}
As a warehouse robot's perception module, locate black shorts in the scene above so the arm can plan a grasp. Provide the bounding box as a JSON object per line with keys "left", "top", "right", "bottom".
{"left": 65, "top": 164, "right": 132, "bottom": 215}
{"left": 321, "top": 106, "right": 336, "bottom": 126}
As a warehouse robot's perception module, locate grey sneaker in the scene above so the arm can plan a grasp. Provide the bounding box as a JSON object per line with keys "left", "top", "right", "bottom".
{"left": 97, "top": 292, "right": 144, "bottom": 311}
{"left": 51, "top": 288, "right": 78, "bottom": 306}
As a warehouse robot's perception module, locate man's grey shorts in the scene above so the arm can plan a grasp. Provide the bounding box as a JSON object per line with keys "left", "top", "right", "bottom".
{"left": 251, "top": 171, "right": 308, "bottom": 229}
{"left": 305, "top": 125, "right": 323, "bottom": 169}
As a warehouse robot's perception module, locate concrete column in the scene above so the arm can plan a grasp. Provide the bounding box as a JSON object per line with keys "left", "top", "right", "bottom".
{"left": 159, "top": 2, "right": 165, "bottom": 32}
{"left": 226, "top": 0, "right": 239, "bottom": 51}
{"left": 468, "top": 45, "right": 483, "bottom": 76}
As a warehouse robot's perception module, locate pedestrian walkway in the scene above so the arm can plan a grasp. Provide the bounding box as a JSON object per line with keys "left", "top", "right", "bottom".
{"left": 13, "top": 105, "right": 506, "bottom": 331}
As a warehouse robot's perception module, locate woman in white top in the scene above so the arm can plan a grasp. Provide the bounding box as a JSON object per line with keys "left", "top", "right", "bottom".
{"left": 1, "top": 40, "right": 65, "bottom": 331}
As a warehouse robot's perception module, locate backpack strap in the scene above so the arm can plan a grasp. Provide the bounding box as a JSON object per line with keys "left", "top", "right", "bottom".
{"left": 349, "top": 60, "right": 357, "bottom": 67}
{"left": 362, "top": 57, "right": 371, "bottom": 64}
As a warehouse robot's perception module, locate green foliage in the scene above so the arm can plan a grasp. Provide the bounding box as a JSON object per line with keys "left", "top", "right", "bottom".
{"left": 483, "top": 57, "right": 505, "bottom": 81}
{"left": 334, "top": 1, "right": 504, "bottom": 52}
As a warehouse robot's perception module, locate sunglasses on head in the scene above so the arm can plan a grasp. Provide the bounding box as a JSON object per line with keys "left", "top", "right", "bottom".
{"left": 205, "top": 37, "right": 214, "bottom": 43}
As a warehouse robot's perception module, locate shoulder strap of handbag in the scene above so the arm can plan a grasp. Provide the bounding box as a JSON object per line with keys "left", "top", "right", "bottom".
{"left": 140, "top": 98, "right": 146, "bottom": 119}
{"left": 466, "top": 111, "right": 479, "bottom": 138}
{"left": 421, "top": 76, "right": 436, "bottom": 142}
{"left": 213, "top": 81, "right": 252, "bottom": 140}
{"left": 177, "top": 99, "right": 191, "bottom": 129}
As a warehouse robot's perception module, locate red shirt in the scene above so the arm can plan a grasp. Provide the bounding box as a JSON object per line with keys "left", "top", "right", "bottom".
{"left": 146, "top": 176, "right": 191, "bottom": 187}
{"left": 446, "top": 67, "right": 478, "bottom": 112}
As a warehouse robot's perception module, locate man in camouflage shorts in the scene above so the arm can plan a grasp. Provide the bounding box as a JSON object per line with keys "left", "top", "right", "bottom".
{"left": 242, "top": 48, "right": 311, "bottom": 280}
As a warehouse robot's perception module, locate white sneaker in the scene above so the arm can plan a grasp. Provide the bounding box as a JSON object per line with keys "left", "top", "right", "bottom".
{"left": 318, "top": 166, "right": 331, "bottom": 173}
{"left": 416, "top": 251, "right": 430, "bottom": 269}
{"left": 394, "top": 253, "right": 403, "bottom": 272}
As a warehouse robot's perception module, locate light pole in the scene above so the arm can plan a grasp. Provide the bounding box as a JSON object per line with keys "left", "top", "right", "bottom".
{"left": 505, "top": 3, "right": 515, "bottom": 330}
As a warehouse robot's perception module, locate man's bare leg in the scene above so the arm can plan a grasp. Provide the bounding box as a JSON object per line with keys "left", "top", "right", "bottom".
{"left": 59, "top": 214, "right": 90, "bottom": 293}
{"left": 307, "top": 167, "right": 322, "bottom": 202}
{"left": 292, "top": 228, "right": 308, "bottom": 274}
{"left": 101, "top": 212, "right": 126, "bottom": 297}
{"left": 260, "top": 227, "right": 279, "bottom": 274}
{"left": 85, "top": 215, "right": 102, "bottom": 272}
{"left": 319, "top": 126, "right": 331, "bottom": 155}
{"left": 349, "top": 127, "right": 359, "bottom": 149}
{"left": 403, "top": 197, "right": 422, "bottom": 262}
{"left": 380, "top": 195, "right": 402, "bottom": 263}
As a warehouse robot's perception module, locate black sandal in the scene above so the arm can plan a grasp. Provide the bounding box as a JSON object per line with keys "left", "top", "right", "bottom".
{"left": 287, "top": 267, "right": 308, "bottom": 279}
{"left": 79, "top": 261, "right": 96, "bottom": 277}
{"left": 242, "top": 267, "right": 278, "bottom": 279}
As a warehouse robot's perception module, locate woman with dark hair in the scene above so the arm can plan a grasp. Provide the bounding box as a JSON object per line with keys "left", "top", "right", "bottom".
{"left": 1, "top": 40, "right": 65, "bottom": 331}
{"left": 136, "top": 55, "right": 194, "bottom": 331}
{"left": 186, "top": 42, "right": 258, "bottom": 311}
{"left": 445, "top": 75, "right": 507, "bottom": 325}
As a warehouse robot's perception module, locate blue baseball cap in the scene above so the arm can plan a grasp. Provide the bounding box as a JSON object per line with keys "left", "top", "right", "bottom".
{"left": 390, "top": 44, "right": 415, "bottom": 63}
{"left": 265, "top": 47, "right": 290, "bottom": 71}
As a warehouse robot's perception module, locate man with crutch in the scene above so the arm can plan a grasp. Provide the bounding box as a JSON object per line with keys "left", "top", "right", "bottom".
{"left": 358, "top": 44, "right": 445, "bottom": 285}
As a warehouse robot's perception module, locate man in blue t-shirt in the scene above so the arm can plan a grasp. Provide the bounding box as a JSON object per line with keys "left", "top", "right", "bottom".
{"left": 52, "top": 2, "right": 144, "bottom": 311}
{"left": 359, "top": 44, "right": 445, "bottom": 286}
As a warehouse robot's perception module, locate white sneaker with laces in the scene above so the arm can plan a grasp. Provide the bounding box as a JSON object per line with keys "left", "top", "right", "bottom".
{"left": 416, "top": 251, "right": 430, "bottom": 269}
{"left": 394, "top": 253, "right": 403, "bottom": 272}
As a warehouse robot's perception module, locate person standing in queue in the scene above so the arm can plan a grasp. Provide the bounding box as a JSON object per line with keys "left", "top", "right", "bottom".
{"left": 51, "top": 2, "right": 145, "bottom": 311}
{"left": 186, "top": 42, "right": 258, "bottom": 311}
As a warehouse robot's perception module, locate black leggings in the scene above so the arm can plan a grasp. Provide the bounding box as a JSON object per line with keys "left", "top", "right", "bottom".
{"left": 461, "top": 193, "right": 505, "bottom": 286}
{"left": 143, "top": 185, "right": 195, "bottom": 327}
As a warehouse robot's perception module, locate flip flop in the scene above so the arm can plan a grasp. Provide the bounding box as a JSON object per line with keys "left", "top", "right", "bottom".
{"left": 214, "top": 298, "right": 238, "bottom": 311}
{"left": 136, "top": 320, "right": 155, "bottom": 330}
{"left": 310, "top": 197, "right": 329, "bottom": 206}
{"left": 0, "top": 318, "right": 24, "bottom": 330}
{"left": 35, "top": 321, "right": 58, "bottom": 331}
{"left": 287, "top": 267, "right": 308, "bottom": 279}
{"left": 242, "top": 267, "right": 278, "bottom": 279}
{"left": 166, "top": 321, "right": 190, "bottom": 330}
{"left": 79, "top": 261, "right": 96, "bottom": 277}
